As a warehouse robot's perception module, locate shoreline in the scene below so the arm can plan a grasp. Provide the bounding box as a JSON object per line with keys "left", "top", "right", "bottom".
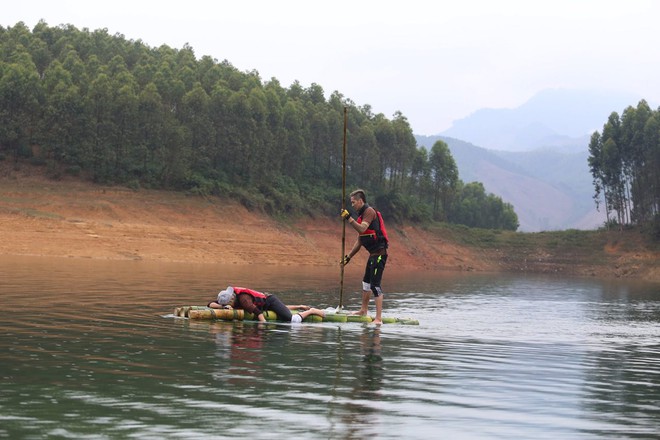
{"left": 1, "top": 173, "right": 658, "bottom": 282}
{"left": 0, "top": 173, "right": 494, "bottom": 271}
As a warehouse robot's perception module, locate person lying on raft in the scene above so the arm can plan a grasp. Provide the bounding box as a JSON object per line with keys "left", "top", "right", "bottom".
{"left": 208, "top": 286, "right": 325, "bottom": 323}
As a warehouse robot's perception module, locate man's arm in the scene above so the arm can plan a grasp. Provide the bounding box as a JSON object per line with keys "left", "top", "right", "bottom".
{"left": 347, "top": 239, "right": 361, "bottom": 259}
{"left": 237, "top": 293, "right": 263, "bottom": 319}
{"left": 347, "top": 207, "right": 376, "bottom": 234}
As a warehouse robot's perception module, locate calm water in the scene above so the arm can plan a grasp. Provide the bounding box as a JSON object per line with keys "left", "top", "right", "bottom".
{"left": 1, "top": 256, "right": 659, "bottom": 439}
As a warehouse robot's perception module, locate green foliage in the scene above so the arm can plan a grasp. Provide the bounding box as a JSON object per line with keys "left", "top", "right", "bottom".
{"left": 428, "top": 140, "right": 458, "bottom": 220}
{"left": 228, "top": 185, "right": 273, "bottom": 213}
{"left": 185, "top": 172, "right": 216, "bottom": 196}
{"left": 0, "top": 21, "right": 522, "bottom": 231}
{"left": 258, "top": 175, "right": 305, "bottom": 214}
{"left": 375, "top": 190, "right": 432, "bottom": 225}
{"left": 65, "top": 165, "right": 81, "bottom": 176}
{"left": 589, "top": 100, "right": 659, "bottom": 229}
{"left": 446, "top": 181, "right": 519, "bottom": 230}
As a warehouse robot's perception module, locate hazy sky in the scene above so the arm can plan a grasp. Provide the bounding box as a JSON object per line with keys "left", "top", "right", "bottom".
{"left": 5, "top": 0, "right": 660, "bottom": 135}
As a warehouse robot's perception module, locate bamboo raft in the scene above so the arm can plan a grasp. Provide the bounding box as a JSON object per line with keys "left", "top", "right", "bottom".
{"left": 174, "top": 306, "right": 419, "bottom": 325}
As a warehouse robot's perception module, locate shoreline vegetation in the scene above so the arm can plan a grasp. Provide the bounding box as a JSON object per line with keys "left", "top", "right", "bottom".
{"left": 1, "top": 168, "right": 658, "bottom": 283}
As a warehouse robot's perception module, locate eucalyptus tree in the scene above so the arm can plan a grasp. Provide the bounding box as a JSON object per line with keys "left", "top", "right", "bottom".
{"left": 136, "top": 82, "right": 166, "bottom": 181}
{"left": 40, "top": 60, "right": 83, "bottom": 163}
{"left": 281, "top": 99, "right": 307, "bottom": 182}
{"left": 61, "top": 48, "right": 88, "bottom": 95}
{"left": 223, "top": 89, "right": 253, "bottom": 182}
{"left": 0, "top": 49, "right": 42, "bottom": 160}
{"left": 30, "top": 20, "right": 59, "bottom": 53}
{"left": 589, "top": 103, "right": 660, "bottom": 228}
{"left": 353, "top": 123, "right": 379, "bottom": 188}
{"left": 175, "top": 44, "right": 196, "bottom": 91}
{"left": 429, "top": 140, "right": 458, "bottom": 220}
{"left": 152, "top": 47, "right": 185, "bottom": 113}
{"left": 324, "top": 104, "right": 345, "bottom": 178}
{"left": 642, "top": 111, "right": 660, "bottom": 220}
{"left": 109, "top": 56, "right": 139, "bottom": 180}
{"left": 620, "top": 100, "right": 654, "bottom": 223}
{"left": 132, "top": 51, "right": 158, "bottom": 89}
{"left": 589, "top": 112, "right": 625, "bottom": 226}
{"left": 262, "top": 79, "right": 286, "bottom": 176}
{"left": 373, "top": 115, "right": 396, "bottom": 188}
{"left": 303, "top": 83, "right": 329, "bottom": 178}
{"left": 27, "top": 35, "right": 51, "bottom": 77}
{"left": 84, "top": 69, "right": 114, "bottom": 181}
{"left": 602, "top": 137, "right": 627, "bottom": 226}
{"left": 390, "top": 111, "right": 417, "bottom": 192}
{"left": 305, "top": 82, "right": 325, "bottom": 105}
{"left": 409, "top": 146, "right": 432, "bottom": 203}
{"left": 181, "top": 81, "right": 214, "bottom": 177}
{"left": 588, "top": 131, "right": 610, "bottom": 224}
{"left": 247, "top": 86, "right": 273, "bottom": 185}
{"left": 197, "top": 55, "right": 224, "bottom": 92}
{"left": 307, "top": 104, "right": 331, "bottom": 178}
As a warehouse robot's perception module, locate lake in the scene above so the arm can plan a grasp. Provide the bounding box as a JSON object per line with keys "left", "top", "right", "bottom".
{"left": 1, "top": 256, "right": 659, "bottom": 439}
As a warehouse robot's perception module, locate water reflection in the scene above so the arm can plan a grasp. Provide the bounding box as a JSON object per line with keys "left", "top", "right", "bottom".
{"left": 1, "top": 256, "right": 659, "bottom": 439}
{"left": 581, "top": 335, "right": 660, "bottom": 435}
{"left": 339, "top": 327, "right": 385, "bottom": 439}
{"left": 359, "top": 327, "right": 384, "bottom": 390}
{"left": 195, "top": 320, "right": 389, "bottom": 438}
{"left": 210, "top": 322, "right": 265, "bottom": 386}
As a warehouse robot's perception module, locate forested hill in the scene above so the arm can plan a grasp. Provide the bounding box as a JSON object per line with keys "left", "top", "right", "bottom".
{"left": 0, "top": 21, "right": 518, "bottom": 230}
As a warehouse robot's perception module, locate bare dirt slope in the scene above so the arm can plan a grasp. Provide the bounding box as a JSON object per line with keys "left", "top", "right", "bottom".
{"left": 0, "top": 175, "right": 487, "bottom": 269}
{"left": 1, "top": 170, "right": 657, "bottom": 282}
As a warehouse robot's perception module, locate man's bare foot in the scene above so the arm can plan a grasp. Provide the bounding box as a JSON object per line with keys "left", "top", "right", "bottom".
{"left": 372, "top": 319, "right": 382, "bottom": 325}
{"left": 350, "top": 310, "right": 368, "bottom": 316}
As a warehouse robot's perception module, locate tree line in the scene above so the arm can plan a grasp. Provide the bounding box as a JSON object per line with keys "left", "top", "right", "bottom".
{"left": 588, "top": 100, "right": 660, "bottom": 235}
{"left": 0, "top": 21, "right": 518, "bottom": 230}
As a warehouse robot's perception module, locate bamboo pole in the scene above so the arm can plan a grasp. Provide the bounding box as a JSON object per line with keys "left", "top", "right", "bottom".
{"left": 340, "top": 106, "right": 348, "bottom": 310}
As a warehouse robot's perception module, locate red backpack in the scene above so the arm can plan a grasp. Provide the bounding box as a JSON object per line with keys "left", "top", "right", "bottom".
{"left": 375, "top": 210, "right": 389, "bottom": 246}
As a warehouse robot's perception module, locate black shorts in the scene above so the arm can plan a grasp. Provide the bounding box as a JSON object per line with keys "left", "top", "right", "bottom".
{"left": 262, "top": 295, "right": 293, "bottom": 322}
{"left": 362, "top": 254, "right": 387, "bottom": 297}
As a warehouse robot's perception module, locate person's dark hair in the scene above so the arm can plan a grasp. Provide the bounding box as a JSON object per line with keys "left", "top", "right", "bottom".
{"left": 350, "top": 189, "right": 367, "bottom": 203}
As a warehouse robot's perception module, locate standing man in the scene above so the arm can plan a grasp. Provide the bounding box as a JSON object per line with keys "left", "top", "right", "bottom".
{"left": 341, "top": 189, "right": 388, "bottom": 324}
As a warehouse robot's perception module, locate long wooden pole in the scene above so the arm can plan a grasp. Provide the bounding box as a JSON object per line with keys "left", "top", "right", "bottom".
{"left": 339, "top": 106, "right": 348, "bottom": 309}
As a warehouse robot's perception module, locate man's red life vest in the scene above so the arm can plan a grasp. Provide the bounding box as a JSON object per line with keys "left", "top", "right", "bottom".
{"left": 233, "top": 287, "right": 268, "bottom": 309}
{"left": 356, "top": 204, "right": 389, "bottom": 253}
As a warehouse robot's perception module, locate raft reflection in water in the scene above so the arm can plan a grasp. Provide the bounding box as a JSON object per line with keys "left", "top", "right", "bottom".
{"left": 200, "top": 319, "right": 386, "bottom": 433}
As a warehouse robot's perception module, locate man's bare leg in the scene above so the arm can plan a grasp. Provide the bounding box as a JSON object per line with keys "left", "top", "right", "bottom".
{"left": 356, "top": 289, "right": 370, "bottom": 315}
{"left": 292, "top": 307, "right": 326, "bottom": 323}
{"left": 373, "top": 295, "right": 383, "bottom": 325}
{"left": 299, "top": 307, "right": 325, "bottom": 319}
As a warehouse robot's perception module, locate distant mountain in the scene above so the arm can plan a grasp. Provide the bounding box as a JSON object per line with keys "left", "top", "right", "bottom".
{"left": 415, "top": 135, "right": 606, "bottom": 232}
{"left": 416, "top": 88, "right": 653, "bottom": 231}
{"left": 440, "top": 88, "right": 645, "bottom": 152}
